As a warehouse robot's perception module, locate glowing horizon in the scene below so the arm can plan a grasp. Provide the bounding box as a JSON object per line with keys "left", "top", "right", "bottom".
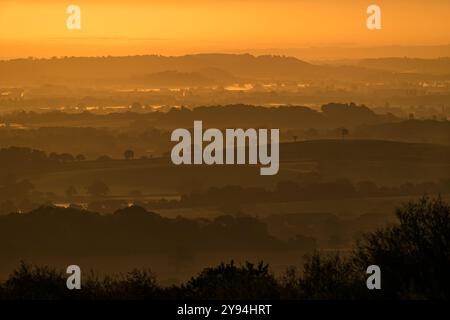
{"left": 0, "top": 0, "right": 449, "bottom": 59}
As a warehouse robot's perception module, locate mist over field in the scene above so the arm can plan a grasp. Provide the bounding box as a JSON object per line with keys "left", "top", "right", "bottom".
{"left": 1, "top": 0, "right": 449, "bottom": 302}
{"left": 1, "top": 54, "right": 449, "bottom": 289}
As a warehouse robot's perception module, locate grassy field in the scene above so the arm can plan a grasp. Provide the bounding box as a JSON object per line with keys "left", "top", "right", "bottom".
{"left": 21, "top": 139, "right": 450, "bottom": 197}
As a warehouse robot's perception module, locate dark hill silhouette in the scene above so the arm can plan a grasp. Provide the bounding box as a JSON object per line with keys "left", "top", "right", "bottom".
{"left": 157, "top": 103, "right": 394, "bottom": 128}
{"left": 0, "top": 205, "right": 312, "bottom": 257}
{"left": 1, "top": 54, "right": 443, "bottom": 86}
{"left": 1, "top": 103, "right": 395, "bottom": 130}
{"left": 0, "top": 54, "right": 319, "bottom": 85}
{"left": 0, "top": 197, "right": 448, "bottom": 300}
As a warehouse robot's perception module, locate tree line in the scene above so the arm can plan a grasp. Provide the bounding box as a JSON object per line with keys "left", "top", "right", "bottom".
{"left": 0, "top": 197, "right": 448, "bottom": 300}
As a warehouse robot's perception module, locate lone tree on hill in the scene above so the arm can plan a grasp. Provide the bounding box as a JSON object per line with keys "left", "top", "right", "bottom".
{"left": 124, "top": 149, "right": 134, "bottom": 160}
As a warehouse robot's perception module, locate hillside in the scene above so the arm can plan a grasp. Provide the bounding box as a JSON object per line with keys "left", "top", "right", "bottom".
{"left": 1, "top": 54, "right": 445, "bottom": 87}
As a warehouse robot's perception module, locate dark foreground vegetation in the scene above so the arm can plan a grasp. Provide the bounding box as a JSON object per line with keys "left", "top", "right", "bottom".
{"left": 0, "top": 197, "right": 448, "bottom": 300}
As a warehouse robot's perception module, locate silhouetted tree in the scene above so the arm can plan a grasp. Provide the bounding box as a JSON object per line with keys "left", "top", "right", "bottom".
{"left": 86, "top": 181, "right": 109, "bottom": 197}
{"left": 2, "top": 262, "right": 69, "bottom": 300}
{"left": 75, "top": 154, "right": 86, "bottom": 161}
{"left": 183, "top": 261, "right": 280, "bottom": 299}
{"left": 48, "top": 152, "right": 74, "bottom": 163}
{"left": 1, "top": 198, "right": 449, "bottom": 300}
{"left": 97, "top": 155, "right": 112, "bottom": 161}
{"left": 124, "top": 150, "right": 134, "bottom": 160}
{"left": 281, "top": 253, "right": 362, "bottom": 299}
{"left": 60, "top": 153, "right": 75, "bottom": 163}
{"left": 353, "top": 196, "right": 450, "bottom": 299}
{"left": 130, "top": 102, "right": 142, "bottom": 111}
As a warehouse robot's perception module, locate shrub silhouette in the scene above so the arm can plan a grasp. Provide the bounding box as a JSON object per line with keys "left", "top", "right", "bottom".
{"left": 285, "top": 196, "right": 450, "bottom": 300}
{"left": 0, "top": 197, "right": 449, "bottom": 300}
{"left": 182, "top": 261, "right": 280, "bottom": 300}
{"left": 86, "top": 180, "right": 110, "bottom": 197}
{"left": 81, "top": 269, "right": 161, "bottom": 300}
{"left": 124, "top": 149, "right": 134, "bottom": 160}
{"left": 353, "top": 196, "right": 450, "bottom": 299}
{"left": 297, "top": 253, "right": 363, "bottom": 299}
{"left": 1, "top": 262, "right": 70, "bottom": 300}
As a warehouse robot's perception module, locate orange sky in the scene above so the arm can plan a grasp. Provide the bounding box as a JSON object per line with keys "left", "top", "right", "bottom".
{"left": 0, "top": 0, "right": 449, "bottom": 58}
